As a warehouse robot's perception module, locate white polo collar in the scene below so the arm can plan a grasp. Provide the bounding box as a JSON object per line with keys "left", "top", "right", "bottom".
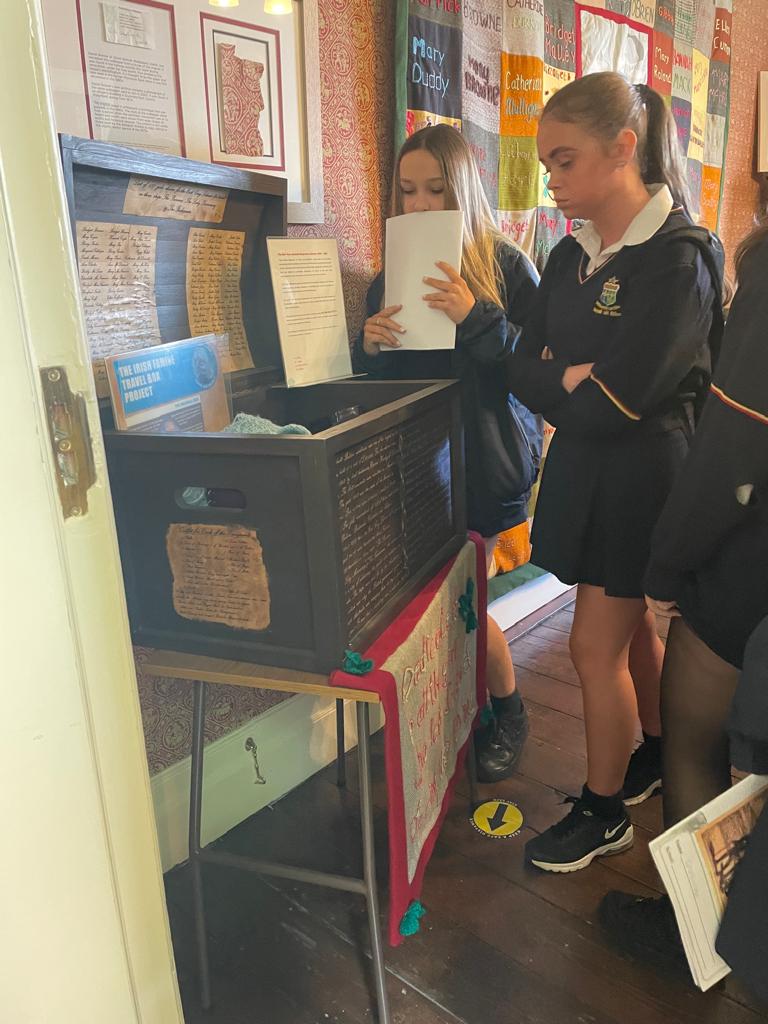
{"left": 573, "top": 184, "right": 674, "bottom": 274}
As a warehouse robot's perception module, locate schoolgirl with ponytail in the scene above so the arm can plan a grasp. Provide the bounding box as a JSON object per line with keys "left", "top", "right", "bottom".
{"left": 506, "top": 72, "right": 725, "bottom": 873}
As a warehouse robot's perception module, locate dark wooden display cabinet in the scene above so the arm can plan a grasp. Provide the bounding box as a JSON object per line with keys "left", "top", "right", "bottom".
{"left": 61, "top": 136, "right": 466, "bottom": 673}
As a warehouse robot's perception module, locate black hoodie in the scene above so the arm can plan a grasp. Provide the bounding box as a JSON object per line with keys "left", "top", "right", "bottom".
{"left": 645, "top": 235, "right": 768, "bottom": 668}
{"left": 352, "top": 242, "right": 542, "bottom": 537}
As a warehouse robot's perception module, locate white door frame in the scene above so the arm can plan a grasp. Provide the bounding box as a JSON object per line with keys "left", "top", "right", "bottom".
{"left": 0, "top": 1, "right": 183, "bottom": 1020}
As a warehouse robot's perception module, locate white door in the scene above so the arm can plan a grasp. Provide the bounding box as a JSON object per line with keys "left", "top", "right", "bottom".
{"left": 0, "top": 1, "right": 183, "bottom": 1021}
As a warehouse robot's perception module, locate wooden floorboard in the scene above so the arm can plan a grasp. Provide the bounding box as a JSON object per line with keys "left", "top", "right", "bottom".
{"left": 515, "top": 664, "right": 584, "bottom": 719}
{"left": 165, "top": 596, "right": 768, "bottom": 1023}
{"left": 541, "top": 607, "right": 574, "bottom": 633}
{"left": 511, "top": 634, "right": 582, "bottom": 687}
{"left": 502, "top": 586, "right": 577, "bottom": 643}
{"left": 167, "top": 864, "right": 454, "bottom": 1024}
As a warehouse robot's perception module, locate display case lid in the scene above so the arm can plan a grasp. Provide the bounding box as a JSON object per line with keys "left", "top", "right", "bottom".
{"left": 60, "top": 134, "right": 294, "bottom": 395}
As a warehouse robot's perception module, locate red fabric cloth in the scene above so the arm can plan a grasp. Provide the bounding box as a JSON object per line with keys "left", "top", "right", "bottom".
{"left": 330, "top": 535, "right": 487, "bottom": 945}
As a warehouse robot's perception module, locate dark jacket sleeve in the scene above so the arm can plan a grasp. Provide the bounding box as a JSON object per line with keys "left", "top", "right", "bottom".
{"left": 506, "top": 241, "right": 574, "bottom": 413}
{"left": 453, "top": 244, "right": 539, "bottom": 365}
{"left": 351, "top": 272, "right": 393, "bottom": 378}
{"left": 548, "top": 245, "right": 717, "bottom": 438}
{"left": 644, "top": 248, "right": 768, "bottom": 601}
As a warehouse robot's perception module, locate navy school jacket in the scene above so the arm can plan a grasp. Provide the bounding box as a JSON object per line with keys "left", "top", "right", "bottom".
{"left": 505, "top": 212, "right": 725, "bottom": 436}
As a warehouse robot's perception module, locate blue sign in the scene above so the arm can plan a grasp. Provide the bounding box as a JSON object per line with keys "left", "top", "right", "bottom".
{"left": 112, "top": 339, "right": 219, "bottom": 414}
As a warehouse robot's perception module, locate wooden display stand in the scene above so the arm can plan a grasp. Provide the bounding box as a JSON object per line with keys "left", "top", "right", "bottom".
{"left": 144, "top": 648, "right": 479, "bottom": 1024}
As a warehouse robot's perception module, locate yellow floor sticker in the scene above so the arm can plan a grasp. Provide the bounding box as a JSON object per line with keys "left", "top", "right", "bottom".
{"left": 471, "top": 799, "right": 524, "bottom": 839}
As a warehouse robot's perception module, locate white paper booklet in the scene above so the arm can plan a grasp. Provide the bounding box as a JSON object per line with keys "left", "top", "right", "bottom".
{"left": 384, "top": 210, "right": 464, "bottom": 350}
{"left": 649, "top": 773, "right": 768, "bottom": 991}
{"left": 267, "top": 237, "right": 352, "bottom": 387}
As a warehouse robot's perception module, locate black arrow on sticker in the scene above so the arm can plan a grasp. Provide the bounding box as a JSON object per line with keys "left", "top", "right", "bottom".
{"left": 487, "top": 803, "right": 508, "bottom": 832}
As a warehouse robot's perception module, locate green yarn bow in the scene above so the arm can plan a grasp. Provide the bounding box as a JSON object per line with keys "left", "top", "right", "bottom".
{"left": 343, "top": 650, "right": 374, "bottom": 675}
{"left": 458, "top": 578, "right": 478, "bottom": 634}
{"left": 399, "top": 900, "right": 426, "bottom": 937}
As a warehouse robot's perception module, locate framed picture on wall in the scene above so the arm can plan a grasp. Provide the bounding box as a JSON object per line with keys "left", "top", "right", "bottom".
{"left": 201, "top": 14, "right": 285, "bottom": 171}
{"left": 74, "top": 0, "right": 186, "bottom": 155}
{"left": 200, "top": 4, "right": 323, "bottom": 224}
{"left": 42, "top": 0, "right": 324, "bottom": 224}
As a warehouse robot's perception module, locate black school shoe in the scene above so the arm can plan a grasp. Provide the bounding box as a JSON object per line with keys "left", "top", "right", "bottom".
{"left": 525, "top": 797, "right": 633, "bottom": 872}
{"left": 598, "top": 892, "right": 687, "bottom": 971}
{"left": 623, "top": 740, "right": 662, "bottom": 806}
{"left": 475, "top": 702, "right": 529, "bottom": 783}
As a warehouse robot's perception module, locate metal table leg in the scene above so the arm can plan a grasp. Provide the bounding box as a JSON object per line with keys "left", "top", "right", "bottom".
{"left": 186, "top": 687, "right": 388, "bottom": 1021}
{"left": 188, "top": 681, "right": 211, "bottom": 1010}
{"left": 356, "top": 702, "right": 391, "bottom": 1024}
{"left": 466, "top": 728, "right": 479, "bottom": 812}
{"left": 336, "top": 698, "right": 347, "bottom": 788}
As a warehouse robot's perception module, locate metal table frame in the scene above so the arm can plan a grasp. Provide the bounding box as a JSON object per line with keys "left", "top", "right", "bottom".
{"left": 144, "top": 651, "right": 479, "bottom": 1024}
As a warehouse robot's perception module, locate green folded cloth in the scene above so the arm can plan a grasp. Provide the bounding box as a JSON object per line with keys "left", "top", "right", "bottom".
{"left": 222, "top": 412, "right": 310, "bottom": 436}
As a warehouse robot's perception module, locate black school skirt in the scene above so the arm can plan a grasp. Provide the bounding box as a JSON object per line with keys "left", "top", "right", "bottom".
{"left": 530, "top": 422, "right": 690, "bottom": 599}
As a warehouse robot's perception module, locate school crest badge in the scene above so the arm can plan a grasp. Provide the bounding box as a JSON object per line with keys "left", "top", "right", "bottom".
{"left": 593, "top": 276, "right": 622, "bottom": 317}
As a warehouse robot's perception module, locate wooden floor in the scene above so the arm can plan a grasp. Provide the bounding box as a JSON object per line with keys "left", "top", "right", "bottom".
{"left": 165, "top": 604, "right": 768, "bottom": 1024}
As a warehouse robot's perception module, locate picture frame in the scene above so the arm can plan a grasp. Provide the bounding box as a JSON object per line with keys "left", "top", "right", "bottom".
{"left": 43, "top": 0, "right": 324, "bottom": 225}
{"left": 201, "top": 13, "right": 285, "bottom": 172}
{"left": 74, "top": 0, "right": 186, "bottom": 156}
{"left": 200, "top": 2, "right": 323, "bottom": 224}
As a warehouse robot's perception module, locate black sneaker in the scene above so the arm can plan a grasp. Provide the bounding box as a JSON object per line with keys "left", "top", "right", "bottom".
{"left": 475, "top": 702, "right": 529, "bottom": 783}
{"left": 623, "top": 740, "right": 662, "bottom": 806}
{"left": 598, "top": 892, "right": 687, "bottom": 971}
{"left": 525, "top": 797, "right": 633, "bottom": 872}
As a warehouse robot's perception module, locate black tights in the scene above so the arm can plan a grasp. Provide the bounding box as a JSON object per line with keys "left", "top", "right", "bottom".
{"left": 661, "top": 617, "right": 740, "bottom": 829}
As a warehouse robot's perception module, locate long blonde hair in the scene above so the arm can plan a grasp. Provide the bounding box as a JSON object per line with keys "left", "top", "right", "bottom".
{"left": 542, "top": 72, "right": 692, "bottom": 215}
{"left": 393, "top": 125, "right": 507, "bottom": 306}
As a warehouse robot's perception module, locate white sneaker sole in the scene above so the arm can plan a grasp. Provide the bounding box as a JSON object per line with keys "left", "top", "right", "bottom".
{"left": 624, "top": 780, "right": 662, "bottom": 806}
{"left": 529, "top": 825, "right": 634, "bottom": 873}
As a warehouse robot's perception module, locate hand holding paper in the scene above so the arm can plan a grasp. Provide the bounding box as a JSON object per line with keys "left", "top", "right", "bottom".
{"left": 384, "top": 210, "right": 464, "bottom": 350}
{"left": 362, "top": 303, "right": 405, "bottom": 356}
{"left": 423, "top": 261, "right": 476, "bottom": 324}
